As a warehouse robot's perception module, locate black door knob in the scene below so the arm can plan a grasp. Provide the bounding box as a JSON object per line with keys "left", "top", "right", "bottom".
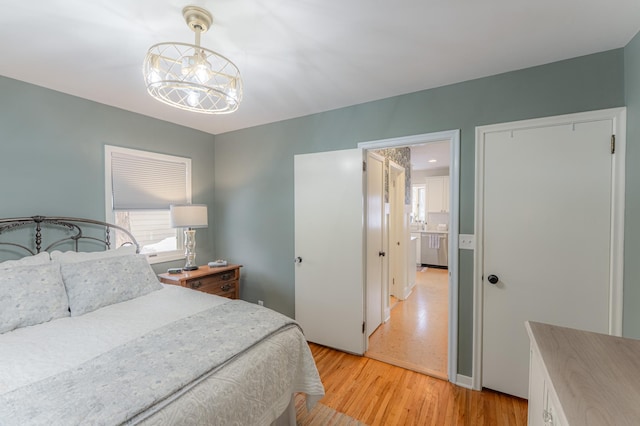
{"left": 379, "top": 251, "right": 386, "bottom": 257}
{"left": 487, "top": 274, "right": 499, "bottom": 284}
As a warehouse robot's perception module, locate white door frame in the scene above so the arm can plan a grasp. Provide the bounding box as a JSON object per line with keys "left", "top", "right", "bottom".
{"left": 358, "top": 129, "right": 461, "bottom": 384}
{"left": 472, "top": 108, "right": 627, "bottom": 391}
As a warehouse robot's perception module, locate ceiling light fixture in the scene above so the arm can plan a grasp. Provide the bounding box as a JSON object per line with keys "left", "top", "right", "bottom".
{"left": 143, "top": 6, "right": 242, "bottom": 114}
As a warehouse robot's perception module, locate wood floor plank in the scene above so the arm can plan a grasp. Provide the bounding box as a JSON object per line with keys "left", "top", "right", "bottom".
{"left": 307, "top": 343, "right": 528, "bottom": 426}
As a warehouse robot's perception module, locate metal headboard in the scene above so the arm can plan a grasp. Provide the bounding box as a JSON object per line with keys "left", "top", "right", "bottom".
{"left": 0, "top": 216, "right": 140, "bottom": 256}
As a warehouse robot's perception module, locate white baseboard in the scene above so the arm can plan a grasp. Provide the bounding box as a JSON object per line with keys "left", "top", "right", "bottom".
{"left": 402, "top": 283, "right": 415, "bottom": 300}
{"left": 455, "top": 374, "right": 473, "bottom": 389}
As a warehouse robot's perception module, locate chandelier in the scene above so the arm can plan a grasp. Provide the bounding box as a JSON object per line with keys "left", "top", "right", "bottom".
{"left": 143, "top": 6, "right": 242, "bottom": 114}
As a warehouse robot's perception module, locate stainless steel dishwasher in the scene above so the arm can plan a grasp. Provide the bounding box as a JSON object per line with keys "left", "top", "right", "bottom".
{"left": 420, "top": 232, "right": 448, "bottom": 267}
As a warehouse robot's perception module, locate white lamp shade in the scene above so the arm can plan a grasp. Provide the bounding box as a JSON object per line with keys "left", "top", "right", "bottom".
{"left": 170, "top": 204, "right": 208, "bottom": 228}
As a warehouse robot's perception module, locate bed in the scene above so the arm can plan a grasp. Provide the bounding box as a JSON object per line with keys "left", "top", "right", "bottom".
{"left": 0, "top": 216, "right": 324, "bottom": 425}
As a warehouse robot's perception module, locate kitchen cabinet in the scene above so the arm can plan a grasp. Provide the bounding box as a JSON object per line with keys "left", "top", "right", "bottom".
{"left": 426, "top": 176, "right": 449, "bottom": 213}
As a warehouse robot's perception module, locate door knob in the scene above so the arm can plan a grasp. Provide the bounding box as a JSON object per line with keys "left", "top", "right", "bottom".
{"left": 487, "top": 274, "right": 499, "bottom": 284}
{"left": 294, "top": 257, "right": 303, "bottom": 264}
{"left": 378, "top": 251, "right": 386, "bottom": 257}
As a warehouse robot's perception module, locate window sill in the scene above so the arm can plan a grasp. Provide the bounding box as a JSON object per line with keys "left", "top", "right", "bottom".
{"left": 144, "top": 251, "right": 184, "bottom": 265}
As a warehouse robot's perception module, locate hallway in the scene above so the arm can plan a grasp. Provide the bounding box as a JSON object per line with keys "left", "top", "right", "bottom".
{"left": 365, "top": 268, "right": 449, "bottom": 379}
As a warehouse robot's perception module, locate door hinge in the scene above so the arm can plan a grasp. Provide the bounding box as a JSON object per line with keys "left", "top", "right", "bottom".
{"left": 362, "top": 322, "right": 366, "bottom": 334}
{"left": 363, "top": 161, "right": 367, "bottom": 172}
{"left": 611, "top": 135, "right": 615, "bottom": 154}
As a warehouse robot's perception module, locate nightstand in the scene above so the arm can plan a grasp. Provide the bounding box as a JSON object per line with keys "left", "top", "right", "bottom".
{"left": 158, "top": 264, "right": 242, "bottom": 299}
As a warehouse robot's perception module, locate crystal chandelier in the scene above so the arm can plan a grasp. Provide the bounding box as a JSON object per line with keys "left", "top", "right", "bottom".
{"left": 143, "top": 6, "right": 242, "bottom": 114}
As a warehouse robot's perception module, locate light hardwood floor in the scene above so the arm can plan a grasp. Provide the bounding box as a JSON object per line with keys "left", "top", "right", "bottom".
{"left": 366, "top": 268, "right": 449, "bottom": 378}
{"left": 309, "top": 343, "right": 528, "bottom": 426}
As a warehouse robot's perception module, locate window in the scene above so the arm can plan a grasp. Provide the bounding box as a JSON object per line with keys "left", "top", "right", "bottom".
{"left": 411, "top": 184, "right": 426, "bottom": 223}
{"left": 105, "top": 145, "right": 192, "bottom": 263}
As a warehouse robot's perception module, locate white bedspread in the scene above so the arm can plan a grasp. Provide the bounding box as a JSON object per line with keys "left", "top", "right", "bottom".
{"left": 0, "top": 285, "right": 324, "bottom": 425}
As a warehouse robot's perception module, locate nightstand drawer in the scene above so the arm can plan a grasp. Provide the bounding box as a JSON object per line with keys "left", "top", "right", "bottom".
{"left": 186, "top": 273, "right": 234, "bottom": 290}
{"left": 197, "top": 268, "right": 238, "bottom": 284}
{"left": 195, "top": 280, "right": 237, "bottom": 298}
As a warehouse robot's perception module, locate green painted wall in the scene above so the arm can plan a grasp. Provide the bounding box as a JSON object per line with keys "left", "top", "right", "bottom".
{"left": 0, "top": 76, "right": 216, "bottom": 273}
{"left": 624, "top": 31, "right": 640, "bottom": 338}
{"left": 0, "top": 43, "right": 633, "bottom": 378}
{"left": 214, "top": 49, "right": 626, "bottom": 376}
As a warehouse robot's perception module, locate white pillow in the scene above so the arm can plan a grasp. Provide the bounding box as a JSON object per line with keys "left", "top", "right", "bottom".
{"left": 50, "top": 245, "right": 137, "bottom": 264}
{"left": 0, "top": 262, "right": 69, "bottom": 334}
{"left": 0, "top": 252, "right": 51, "bottom": 268}
{"left": 60, "top": 254, "right": 162, "bottom": 316}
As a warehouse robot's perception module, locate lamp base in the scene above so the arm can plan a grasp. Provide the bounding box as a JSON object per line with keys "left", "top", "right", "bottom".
{"left": 183, "top": 265, "right": 199, "bottom": 271}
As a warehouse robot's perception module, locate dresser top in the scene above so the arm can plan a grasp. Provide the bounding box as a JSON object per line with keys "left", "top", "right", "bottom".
{"left": 526, "top": 321, "right": 640, "bottom": 425}
{"left": 158, "top": 264, "right": 242, "bottom": 282}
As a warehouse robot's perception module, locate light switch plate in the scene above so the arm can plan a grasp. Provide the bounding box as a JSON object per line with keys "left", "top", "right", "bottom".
{"left": 459, "top": 234, "right": 475, "bottom": 250}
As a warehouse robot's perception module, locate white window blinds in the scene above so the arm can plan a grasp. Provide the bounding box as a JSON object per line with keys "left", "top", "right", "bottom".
{"left": 108, "top": 147, "right": 190, "bottom": 210}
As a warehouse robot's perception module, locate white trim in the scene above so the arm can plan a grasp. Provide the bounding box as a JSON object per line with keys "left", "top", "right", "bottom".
{"left": 455, "top": 374, "right": 474, "bottom": 389}
{"left": 447, "top": 130, "right": 461, "bottom": 384}
{"left": 403, "top": 286, "right": 415, "bottom": 300}
{"left": 358, "top": 129, "right": 461, "bottom": 384}
{"left": 472, "top": 108, "right": 626, "bottom": 391}
{"left": 610, "top": 109, "right": 626, "bottom": 337}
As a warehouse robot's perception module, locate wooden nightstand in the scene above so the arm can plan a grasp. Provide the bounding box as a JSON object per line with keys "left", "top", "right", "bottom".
{"left": 158, "top": 264, "right": 242, "bottom": 299}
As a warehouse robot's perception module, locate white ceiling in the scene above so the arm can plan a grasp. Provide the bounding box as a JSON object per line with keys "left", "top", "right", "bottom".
{"left": 1, "top": 1, "right": 638, "bottom": 135}
{"left": 411, "top": 141, "right": 450, "bottom": 171}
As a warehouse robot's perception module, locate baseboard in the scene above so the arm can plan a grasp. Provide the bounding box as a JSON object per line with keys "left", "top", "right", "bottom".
{"left": 455, "top": 374, "right": 473, "bottom": 389}
{"left": 402, "top": 282, "right": 415, "bottom": 300}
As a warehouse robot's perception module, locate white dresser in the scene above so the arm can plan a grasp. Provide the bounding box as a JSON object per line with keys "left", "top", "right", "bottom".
{"left": 526, "top": 321, "right": 640, "bottom": 425}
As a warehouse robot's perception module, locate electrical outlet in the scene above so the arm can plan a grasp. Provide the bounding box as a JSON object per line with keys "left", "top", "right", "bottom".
{"left": 258, "top": 300, "right": 264, "bottom": 306}
{"left": 459, "top": 234, "right": 475, "bottom": 250}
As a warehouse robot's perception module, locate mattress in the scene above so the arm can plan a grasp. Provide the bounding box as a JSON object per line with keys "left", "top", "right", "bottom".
{"left": 0, "top": 285, "right": 324, "bottom": 425}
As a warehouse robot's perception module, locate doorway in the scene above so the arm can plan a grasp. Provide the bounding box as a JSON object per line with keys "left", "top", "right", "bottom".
{"left": 359, "top": 130, "right": 460, "bottom": 383}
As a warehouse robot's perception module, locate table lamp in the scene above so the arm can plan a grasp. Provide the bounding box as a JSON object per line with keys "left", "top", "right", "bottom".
{"left": 170, "top": 204, "right": 208, "bottom": 271}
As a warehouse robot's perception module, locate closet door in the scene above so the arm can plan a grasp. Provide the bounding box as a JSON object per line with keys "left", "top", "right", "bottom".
{"left": 478, "top": 111, "right": 622, "bottom": 399}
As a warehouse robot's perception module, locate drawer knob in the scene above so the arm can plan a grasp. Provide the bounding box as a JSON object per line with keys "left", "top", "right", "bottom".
{"left": 191, "top": 281, "right": 203, "bottom": 289}
{"left": 221, "top": 273, "right": 231, "bottom": 280}
{"left": 221, "top": 284, "right": 232, "bottom": 291}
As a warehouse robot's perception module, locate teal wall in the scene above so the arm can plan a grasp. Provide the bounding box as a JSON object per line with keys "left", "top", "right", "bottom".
{"left": 214, "top": 49, "right": 626, "bottom": 376}
{"left": 0, "top": 76, "right": 216, "bottom": 273}
{"left": 624, "top": 31, "right": 640, "bottom": 338}
{"left": 0, "top": 43, "right": 635, "bottom": 377}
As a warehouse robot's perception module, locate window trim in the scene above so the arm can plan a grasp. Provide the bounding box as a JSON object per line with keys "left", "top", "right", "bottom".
{"left": 105, "top": 145, "right": 192, "bottom": 264}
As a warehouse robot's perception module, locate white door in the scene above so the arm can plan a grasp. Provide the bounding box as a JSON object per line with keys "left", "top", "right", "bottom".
{"left": 388, "top": 162, "right": 406, "bottom": 299}
{"left": 366, "top": 152, "right": 385, "bottom": 338}
{"left": 481, "top": 117, "right": 615, "bottom": 398}
{"left": 294, "top": 148, "right": 365, "bottom": 355}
